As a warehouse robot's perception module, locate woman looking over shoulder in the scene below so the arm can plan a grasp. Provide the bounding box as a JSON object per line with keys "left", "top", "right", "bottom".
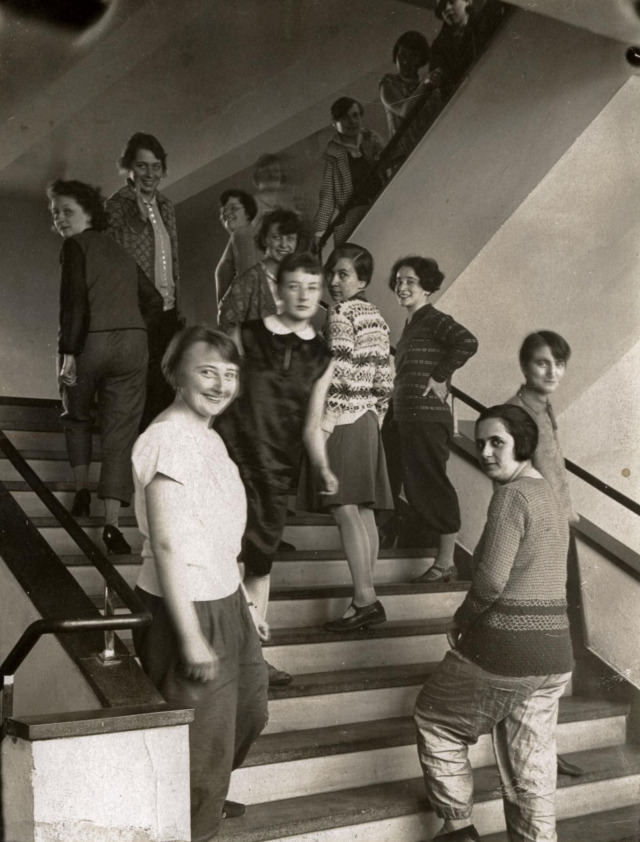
{"left": 507, "top": 330, "right": 575, "bottom": 524}
{"left": 49, "top": 179, "right": 162, "bottom": 556}
{"left": 132, "top": 326, "right": 268, "bottom": 842}
{"left": 306, "top": 244, "right": 394, "bottom": 632}
{"left": 390, "top": 256, "right": 478, "bottom": 582}
{"left": 414, "top": 404, "right": 572, "bottom": 841}
{"left": 313, "top": 97, "right": 384, "bottom": 248}
{"left": 106, "top": 132, "right": 181, "bottom": 430}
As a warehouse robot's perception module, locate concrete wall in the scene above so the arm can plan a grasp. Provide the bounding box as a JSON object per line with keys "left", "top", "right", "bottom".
{"left": 0, "top": 555, "right": 101, "bottom": 715}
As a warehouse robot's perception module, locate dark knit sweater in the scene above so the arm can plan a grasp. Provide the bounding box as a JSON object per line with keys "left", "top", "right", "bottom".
{"left": 455, "top": 476, "right": 573, "bottom": 676}
{"left": 393, "top": 304, "right": 478, "bottom": 423}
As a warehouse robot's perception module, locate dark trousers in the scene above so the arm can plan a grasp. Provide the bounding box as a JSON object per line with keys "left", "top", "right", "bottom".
{"left": 241, "top": 476, "right": 290, "bottom": 577}
{"left": 398, "top": 417, "right": 461, "bottom": 535}
{"left": 133, "top": 587, "right": 269, "bottom": 842}
{"left": 60, "top": 329, "right": 147, "bottom": 504}
{"left": 140, "top": 307, "right": 179, "bottom": 431}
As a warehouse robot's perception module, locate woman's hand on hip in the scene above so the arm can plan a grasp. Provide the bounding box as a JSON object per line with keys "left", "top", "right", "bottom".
{"left": 180, "top": 632, "right": 218, "bottom": 683}
{"left": 59, "top": 354, "right": 77, "bottom": 386}
{"left": 423, "top": 377, "right": 448, "bottom": 402}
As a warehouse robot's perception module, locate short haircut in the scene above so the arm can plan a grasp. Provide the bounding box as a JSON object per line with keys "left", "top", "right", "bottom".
{"left": 392, "top": 31, "right": 430, "bottom": 66}
{"left": 277, "top": 252, "right": 322, "bottom": 287}
{"left": 331, "top": 96, "right": 364, "bottom": 122}
{"left": 118, "top": 133, "right": 167, "bottom": 174}
{"left": 324, "top": 243, "right": 374, "bottom": 287}
{"left": 435, "top": 0, "right": 472, "bottom": 21}
{"left": 519, "top": 331, "right": 572, "bottom": 368}
{"left": 388, "top": 255, "right": 444, "bottom": 293}
{"left": 476, "top": 404, "right": 539, "bottom": 462}
{"left": 256, "top": 209, "right": 306, "bottom": 252}
{"left": 161, "top": 325, "right": 241, "bottom": 390}
{"left": 47, "top": 179, "right": 108, "bottom": 231}
{"left": 219, "top": 189, "right": 258, "bottom": 222}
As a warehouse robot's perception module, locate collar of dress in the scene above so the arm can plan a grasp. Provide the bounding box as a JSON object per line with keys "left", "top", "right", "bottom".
{"left": 264, "top": 314, "right": 316, "bottom": 340}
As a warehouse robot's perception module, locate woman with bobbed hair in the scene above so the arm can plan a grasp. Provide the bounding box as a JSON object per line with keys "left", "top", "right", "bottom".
{"left": 507, "top": 330, "right": 575, "bottom": 524}
{"left": 414, "top": 403, "right": 572, "bottom": 841}
{"left": 215, "top": 188, "right": 260, "bottom": 305}
{"left": 390, "top": 256, "right": 478, "bottom": 581}
{"left": 106, "top": 132, "right": 181, "bottom": 430}
{"left": 313, "top": 97, "right": 384, "bottom": 247}
{"left": 218, "top": 208, "right": 307, "bottom": 332}
{"left": 380, "top": 30, "right": 437, "bottom": 139}
{"left": 132, "top": 325, "right": 269, "bottom": 841}
{"left": 48, "top": 179, "right": 162, "bottom": 555}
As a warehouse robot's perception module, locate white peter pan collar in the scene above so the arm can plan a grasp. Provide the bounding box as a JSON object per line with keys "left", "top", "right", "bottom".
{"left": 263, "top": 314, "right": 316, "bottom": 340}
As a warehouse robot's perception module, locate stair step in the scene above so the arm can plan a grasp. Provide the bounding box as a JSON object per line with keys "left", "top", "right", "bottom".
{"left": 263, "top": 619, "right": 456, "bottom": 673}
{"left": 219, "top": 744, "right": 640, "bottom": 842}
{"left": 483, "top": 804, "right": 640, "bottom": 841}
{"left": 91, "top": 581, "right": 468, "bottom": 629}
{"left": 228, "top": 700, "right": 628, "bottom": 805}
{"left": 61, "top": 549, "right": 436, "bottom": 592}
{"left": 3, "top": 429, "right": 100, "bottom": 452}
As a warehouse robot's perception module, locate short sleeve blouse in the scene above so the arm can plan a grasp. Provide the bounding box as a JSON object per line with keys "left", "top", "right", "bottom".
{"left": 132, "top": 413, "right": 245, "bottom": 601}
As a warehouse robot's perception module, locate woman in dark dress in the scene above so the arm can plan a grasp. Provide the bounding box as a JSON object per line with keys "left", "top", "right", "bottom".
{"left": 216, "top": 252, "right": 337, "bottom": 685}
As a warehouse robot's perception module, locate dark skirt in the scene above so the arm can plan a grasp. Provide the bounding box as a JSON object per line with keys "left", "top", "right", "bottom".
{"left": 299, "top": 410, "right": 394, "bottom": 511}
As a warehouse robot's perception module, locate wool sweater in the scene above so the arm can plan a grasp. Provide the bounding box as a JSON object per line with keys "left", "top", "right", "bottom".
{"left": 393, "top": 303, "right": 478, "bottom": 423}
{"left": 455, "top": 476, "right": 573, "bottom": 676}
{"left": 322, "top": 294, "right": 393, "bottom": 434}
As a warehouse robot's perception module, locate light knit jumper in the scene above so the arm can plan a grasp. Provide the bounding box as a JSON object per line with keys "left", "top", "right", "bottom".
{"left": 455, "top": 476, "right": 573, "bottom": 676}
{"left": 321, "top": 294, "right": 393, "bottom": 434}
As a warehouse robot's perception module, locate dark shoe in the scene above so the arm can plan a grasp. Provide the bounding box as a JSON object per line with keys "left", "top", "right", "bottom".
{"left": 265, "top": 660, "right": 292, "bottom": 686}
{"left": 324, "top": 600, "right": 386, "bottom": 632}
{"left": 411, "top": 565, "right": 458, "bottom": 584}
{"left": 222, "top": 799, "right": 246, "bottom": 818}
{"left": 434, "top": 824, "right": 481, "bottom": 841}
{"left": 70, "top": 488, "right": 91, "bottom": 518}
{"left": 102, "top": 524, "right": 132, "bottom": 555}
{"left": 277, "top": 539, "right": 296, "bottom": 552}
{"left": 557, "top": 754, "right": 584, "bottom": 777}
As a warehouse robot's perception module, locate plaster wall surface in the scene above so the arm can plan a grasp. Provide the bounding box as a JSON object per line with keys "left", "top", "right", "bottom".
{"left": 2, "top": 726, "right": 190, "bottom": 842}
{"left": 0, "top": 555, "right": 100, "bottom": 715}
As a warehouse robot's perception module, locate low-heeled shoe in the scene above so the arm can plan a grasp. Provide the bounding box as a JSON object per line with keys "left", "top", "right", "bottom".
{"left": 102, "top": 524, "right": 132, "bottom": 555}
{"left": 324, "top": 600, "right": 386, "bottom": 633}
{"left": 435, "top": 824, "right": 481, "bottom": 841}
{"left": 70, "top": 488, "right": 91, "bottom": 518}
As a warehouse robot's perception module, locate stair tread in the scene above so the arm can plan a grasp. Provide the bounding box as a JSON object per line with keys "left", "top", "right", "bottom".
{"left": 60, "top": 548, "right": 437, "bottom": 568}
{"left": 267, "top": 662, "right": 439, "bottom": 699}
{"left": 1, "top": 449, "right": 101, "bottom": 462}
{"left": 265, "top": 617, "right": 452, "bottom": 646}
{"left": 216, "top": 744, "right": 640, "bottom": 842}
{"left": 243, "top": 697, "right": 629, "bottom": 767}
{"left": 483, "top": 804, "right": 640, "bottom": 841}
{"left": 6, "top": 480, "right": 99, "bottom": 492}
{"left": 30, "top": 512, "right": 336, "bottom": 528}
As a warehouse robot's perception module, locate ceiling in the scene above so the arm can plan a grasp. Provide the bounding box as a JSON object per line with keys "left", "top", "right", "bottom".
{"left": 0, "top": 0, "right": 638, "bottom": 204}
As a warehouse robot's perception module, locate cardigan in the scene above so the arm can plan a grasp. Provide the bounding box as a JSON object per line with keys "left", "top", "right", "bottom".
{"left": 106, "top": 182, "right": 180, "bottom": 308}
{"left": 218, "top": 262, "right": 279, "bottom": 332}
{"left": 322, "top": 294, "right": 393, "bottom": 434}
{"left": 393, "top": 303, "right": 478, "bottom": 423}
{"left": 313, "top": 128, "right": 384, "bottom": 241}
{"left": 455, "top": 476, "right": 573, "bottom": 676}
{"left": 58, "top": 230, "right": 162, "bottom": 355}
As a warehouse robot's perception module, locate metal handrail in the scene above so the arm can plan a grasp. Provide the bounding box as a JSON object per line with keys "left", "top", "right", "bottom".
{"left": 0, "top": 428, "right": 151, "bottom": 712}
{"left": 449, "top": 385, "right": 640, "bottom": 517}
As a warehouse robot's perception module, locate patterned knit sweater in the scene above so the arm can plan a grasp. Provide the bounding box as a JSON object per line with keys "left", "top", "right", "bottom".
{"left": 394, "top": 304, "right": 478, "bottom": 424}
{"left": 455, "top": 476, "right": 573, "bottom": 676}
{"left": 321, "top": 294, "right": 393, "bottom": 434}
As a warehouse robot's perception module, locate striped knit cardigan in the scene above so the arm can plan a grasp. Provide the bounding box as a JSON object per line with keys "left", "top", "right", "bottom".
{"left": 321, "top": 294, "right": 393, "bottom": 434}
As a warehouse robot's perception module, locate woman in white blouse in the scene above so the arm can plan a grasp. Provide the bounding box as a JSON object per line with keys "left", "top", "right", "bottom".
{"left": 131, "top": 325, "right": 268, "bottom": 842}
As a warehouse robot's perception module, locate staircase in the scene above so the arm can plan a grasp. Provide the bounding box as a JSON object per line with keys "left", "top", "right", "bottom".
{"left": 2, "top": 397, "right": 640, "bottom": 842}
